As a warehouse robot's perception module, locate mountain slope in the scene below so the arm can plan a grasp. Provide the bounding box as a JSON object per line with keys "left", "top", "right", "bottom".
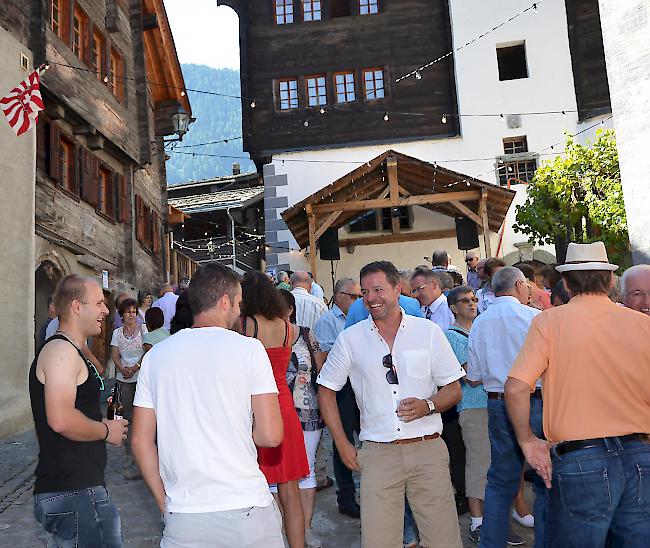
{"left": 165, "top": 64, "right": 255, "bottom": 185}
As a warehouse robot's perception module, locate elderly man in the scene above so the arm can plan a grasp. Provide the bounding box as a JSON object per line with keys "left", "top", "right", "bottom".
{"left": 465, "top": 252, "right": 481, "bottom": 291}
{"left": 431, "top": 249, "right": 450, "bottom": 270}
{"left": 318, "top": 261, "right": 465, "bottom": 548}
{"left": 152, "top": 284, "right": 178, "bottom": 331}
{"left": 410, "top": 268, "right": 455, "bottom": 331}
{"left": 314, "top": 278, "right": 362, "bottom": 517}
{"left": 276, "top": 271, "right": 292, "bottom": 291}
{"left": 505, "top": 242, "right": 650, "bottom": 547}
{"left": 467, "top": 267, "right": 545, "bottom": 548}
{"left": 291, "top": 271, "right": 327, "bottom": 329}
{"left": 621, "top": 263, "right": 650, "bottom": 315}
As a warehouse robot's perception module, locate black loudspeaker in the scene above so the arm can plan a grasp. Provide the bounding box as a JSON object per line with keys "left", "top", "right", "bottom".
{"left": 455, "top": 217, "right": 479, "bottom": 250}
{"left": 318, "top": 228, "right": 340, "bottom": 260}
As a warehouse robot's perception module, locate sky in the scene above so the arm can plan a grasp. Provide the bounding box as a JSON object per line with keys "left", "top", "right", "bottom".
{"left": 163, "top": 0, "right": 241, "bottom": 70}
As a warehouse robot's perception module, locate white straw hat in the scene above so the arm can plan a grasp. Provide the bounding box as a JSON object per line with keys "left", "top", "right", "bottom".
{"left": 555, "top": 242, "right": 618, "bottom": 272}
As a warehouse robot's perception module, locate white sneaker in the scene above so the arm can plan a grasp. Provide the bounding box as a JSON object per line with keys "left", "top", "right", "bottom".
{"left": 512, "top": 509, "right": 534, "bottom": 528}
{"left": 305, "top": 528, "right": 322, "bottom": 548}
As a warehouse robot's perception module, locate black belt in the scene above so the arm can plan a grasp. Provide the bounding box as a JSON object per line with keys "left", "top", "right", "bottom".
{"left": 487, "top": 388, "right": 542, "bottom": 401}
{"left": 554, "top": 433, "right": 649, "bottom": 457}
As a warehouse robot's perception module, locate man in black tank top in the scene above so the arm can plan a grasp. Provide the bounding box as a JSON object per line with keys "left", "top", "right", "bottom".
{"left": 30, "top": 275, "right": 128, "bottom": 548}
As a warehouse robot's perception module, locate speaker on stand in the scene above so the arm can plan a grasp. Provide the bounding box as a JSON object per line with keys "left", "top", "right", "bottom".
{"left": 455, "top": 217, "right": 479, "bottom": 250}
{"left": 318, "top": 228, "right": 340, "bottom": 296}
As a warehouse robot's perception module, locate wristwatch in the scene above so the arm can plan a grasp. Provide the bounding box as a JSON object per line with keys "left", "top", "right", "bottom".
{"left": 425, "top": 399, "right": 436, "bottom": 415}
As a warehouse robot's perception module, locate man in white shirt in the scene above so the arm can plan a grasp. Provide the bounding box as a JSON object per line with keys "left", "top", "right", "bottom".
{"left": 291, "top": 271, "right": 327, "bottom": 329}
{"left": 131, "top": 263, "right": 284, "bottom": 547}
{"left": 466, "top": 267, "right": 546, "bottom": 548}
{"left": 151, "top": 284, "right": 179, "bottom": 331}
{"left": 410, "top": 268, "right": 454, "bottom": 331}
{"left": 318, "top": 261, "right": 465, "bottom": 548}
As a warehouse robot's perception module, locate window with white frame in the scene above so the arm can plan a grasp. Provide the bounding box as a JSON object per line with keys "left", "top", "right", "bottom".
{"left": 303, "top": 0, "right": 321, "bottom": 21}
{"left": 278, "top": 79, "right": 299, "bottom": 110}
{"left": 306, "top": 75, "right": 327, "bottom": 106}
{"left": 360, "top": 0, "right": 379, "bottom": 15}
{"left": 335, "top": 72, "right": 356, "bottom": 103}
{"left": 363, "top": 68, "right": 385, "bottom": 100}
{"left": 275, "top": 0, "right": 294, "bottom": 24}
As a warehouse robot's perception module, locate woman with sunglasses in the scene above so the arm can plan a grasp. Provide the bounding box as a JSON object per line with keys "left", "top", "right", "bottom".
{"left": 110, "top": 297, "right": 147, "bottom": 479}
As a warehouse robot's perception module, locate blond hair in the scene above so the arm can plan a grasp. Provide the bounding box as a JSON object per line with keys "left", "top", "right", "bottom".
{"left": 53, "top": 275, "right": 97, "bottom": 319}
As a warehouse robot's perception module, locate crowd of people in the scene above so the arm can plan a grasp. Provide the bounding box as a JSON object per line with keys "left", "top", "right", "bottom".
{"left": 27, "top": 245, "right": 650, "bottom": 548}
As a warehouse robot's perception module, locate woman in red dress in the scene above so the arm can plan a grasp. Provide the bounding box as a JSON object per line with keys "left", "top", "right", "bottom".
{"left": 239, "top": 271, "right": 309, "bottom": 548}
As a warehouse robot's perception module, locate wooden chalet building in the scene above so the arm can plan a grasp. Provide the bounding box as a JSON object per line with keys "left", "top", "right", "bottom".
{"left": 0, "top": 0, "right": 192, "bottom": 435}
{"left": 221, "top": 0, "right": 612, "bottom": 281}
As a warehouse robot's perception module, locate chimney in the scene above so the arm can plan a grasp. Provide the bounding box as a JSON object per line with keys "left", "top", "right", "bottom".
{"left": 232, "top": 163, "right": 241, "bottom": 175}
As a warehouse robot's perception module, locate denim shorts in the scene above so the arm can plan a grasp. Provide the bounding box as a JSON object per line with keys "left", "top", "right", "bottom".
{"left": 34, "top": 486, "right": 121, "bottom": 548}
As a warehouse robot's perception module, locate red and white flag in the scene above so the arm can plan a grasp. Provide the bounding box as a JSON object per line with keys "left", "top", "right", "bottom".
{"left": 1, "top": 70, "right": 45, "bottom": 136}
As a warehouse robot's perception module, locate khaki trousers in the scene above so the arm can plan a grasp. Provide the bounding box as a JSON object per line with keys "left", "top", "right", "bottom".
{"left": 358, "top": 437, "right": 462, "bottom": 548}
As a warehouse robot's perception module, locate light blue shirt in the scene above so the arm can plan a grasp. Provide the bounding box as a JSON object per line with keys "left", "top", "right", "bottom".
{"left": 445, "top": 327, "right": 487, "bottom": 412}
{"left": 314, "top": 304, "right": 347, "bottom": 352}
{"left": 466, "top": 296, "right": 541, "bottom": 392}
{"left": 344, "top": 295, "right": 424, "bottom": 328}
{"left": 423, "top": 294, "right": 455, "bottom": 332}
{"left": 310, "top": 282, "right": 325, "bottom": 300}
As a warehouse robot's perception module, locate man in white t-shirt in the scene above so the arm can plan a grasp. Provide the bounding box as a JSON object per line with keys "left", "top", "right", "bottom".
{"left": 132, "top": 263, "right": 284, "bottom": 547}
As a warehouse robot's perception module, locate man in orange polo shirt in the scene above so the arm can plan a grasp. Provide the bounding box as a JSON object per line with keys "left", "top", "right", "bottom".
{"left": 505, "top": 242, "right": 650, "bottom": 547}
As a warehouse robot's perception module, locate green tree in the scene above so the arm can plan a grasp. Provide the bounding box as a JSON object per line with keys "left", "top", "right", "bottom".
{"left": 513, "top": 129, "right": 629, "bottom": 266}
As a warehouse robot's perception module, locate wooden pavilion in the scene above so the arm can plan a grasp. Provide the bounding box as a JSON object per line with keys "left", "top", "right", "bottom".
{"left": 281, "top": 150, "right": 516, "bottom": 281}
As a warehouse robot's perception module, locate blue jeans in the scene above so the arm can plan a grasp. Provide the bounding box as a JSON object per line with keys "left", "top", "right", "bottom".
{"left": 404, "top": 497, "right": 418, "bottom": 545}
{"left": 480, "top": 398, "right": 546, "bottom": 548}
{"left": 34, "top": 486, "right": 122, "bottom": 547}
{"left": 547, "top": 436, "right": 650, "bottom": 548}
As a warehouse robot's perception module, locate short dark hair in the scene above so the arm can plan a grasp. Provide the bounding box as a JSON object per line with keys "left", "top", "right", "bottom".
{"left": 562, "top": 270, "right": 612, "bottom": 296}
{"left": 144, "top": 306, "right": 164, "bottom": 330}
{"left": 118, "top": 297, "right": 138, "bottom": 317}
{"left": 551, "top": 280, "right": 570, "bottom": 305}
{"left": 541, "top": 264, "right": 561, "bottom": 289}
{"left": 484, "top": 258, "right": 506, "bottom": 277}
{"left": 240, "top": 271, "right": 288, "bottom": 320}
{"left": 516, "top": 263, "right": 536, "bottom": 282}
{"left": 359, "top": 261, "right": 400, "bottom": 287}
{"left": 170, "top": 290, "right": 193, "bottom": 334}
{"left": 278, "top": 289, "right": 296, "bottom": 324}
{"left": 431, "top": 249, "right": 448, "bottom": 267}
{"left": 447, "top": 285, "right": 475, "bottom": 309}
{"left": 53, "top": 275, "right": 95, "bottom": 319}
{"left": 188, "top": 263, "right": 241, "bottom": 315}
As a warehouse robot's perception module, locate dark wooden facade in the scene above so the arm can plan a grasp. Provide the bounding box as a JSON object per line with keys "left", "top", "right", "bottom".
{"left": 565, "top": 0, "right": 611, "bottom": 120}
{"left": 219, "top": 0, "right": 459, "bottom": 161}
{"left": 22, "top": 0, "right": 191, "bottom": 292}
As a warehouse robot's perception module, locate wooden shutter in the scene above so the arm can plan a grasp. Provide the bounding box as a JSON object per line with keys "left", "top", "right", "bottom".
{"left": 135, "top": 195, "right": 144, "bottom": 242}
{"left": 80, "top": 148, "right": 92, "bottom": 203}
{"left": 83, "top": 21, "right": 92, "bottom": 66}
{"left": 37, "top": 119, "right": 49, "bottom": 173}
{"left": 66, "top": 0, "right": 75, "bottom": 48}
{"left": 87, "top": 155, "right": 100, "bottom": 207}
{"left": 152, "top": 211, "right": 161, "bottom": 254}
{"left": 103, "top": 36, "right": 111, "bottom": 83}
{"left": 74, "top": 143, "right": 83, "bottom": 195}
{"left": 49, "top": 123, "right": 60, "bottom": 181}
{"left": 105, "top": 168, "right": 115, "bottom": 217}
{"left": 117, "top": 173, "right": 129, "bottom": 222}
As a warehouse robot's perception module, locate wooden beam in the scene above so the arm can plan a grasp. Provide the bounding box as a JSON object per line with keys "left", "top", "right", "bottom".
{"left": 386, "top": 156, "right": 401, "bottom": 234}
{"left": 340, "top": 229, "right": 457, "bottom": 247}
{"left": 314, "top": 211, "right": 343, "bottom": 241}
{"left": 480, "top": 188, "right": 492, "bottom": 257}
{"left": 311, "top": 190, "right": 481, "bottom": 214}
{"left": 398, "top": 185, "right": 411, "bottom": 197}
{"left": 306, "top": 204, "right": 318, "bottom": 282}
{"left": 450, "top": 201, "right": 483, "bottom": 226}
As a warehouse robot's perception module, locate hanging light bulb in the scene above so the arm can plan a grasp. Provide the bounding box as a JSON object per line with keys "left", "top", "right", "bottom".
{"left": 319, "top": 107, "right": 326, "bottom": 114}
{"left": 561, "top": 110, "right": 567, "bottom": 118}
{"left": 180, "top": 90, "right": 186, "bottom": 97}
{"left": 304, "top": 119, "right": 309, "bottom": 127}
{"left": 532, "top": 3, "right": 538, "bottom": 14}
{"left": 250, "top": 100, "right": 256, "bottom": 108}
{"left": 44, "top": 63, "right": 51, "bottom": 70}
{"left": 383, "top": 112, "right": 390, "bottom": 122}
{"left": 103, "top": 75, "right": 109, "bottom": 83}
{"left": 415, "top": 71, "right": 422, "bottom": 80}
{"left": 500, "top": 113, "right": 506, "bottom": 123}
{"left": 441, "top": 114, "right": 447, "bottom": 124}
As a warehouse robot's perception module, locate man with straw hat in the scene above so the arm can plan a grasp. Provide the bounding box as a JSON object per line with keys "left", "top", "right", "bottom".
{"left": 505, "top": 242, "right": 650, "bottom": 546}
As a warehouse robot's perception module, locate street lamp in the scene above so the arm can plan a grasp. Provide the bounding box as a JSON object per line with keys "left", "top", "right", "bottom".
{"left": 163, "top": 106, "right": 191, "bottom": 149}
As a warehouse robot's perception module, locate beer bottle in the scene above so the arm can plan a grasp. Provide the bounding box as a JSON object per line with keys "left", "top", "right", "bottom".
{"left": 114, "top": 384, "right": 124, "bottom": 421}
{"left": 106, "top": 394, "right": 115, "bottom": 420}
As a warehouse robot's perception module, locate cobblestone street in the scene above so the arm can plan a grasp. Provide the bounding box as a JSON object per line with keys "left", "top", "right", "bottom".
{"left": 0, "top": 428, "right": 534, "bottom": 547}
